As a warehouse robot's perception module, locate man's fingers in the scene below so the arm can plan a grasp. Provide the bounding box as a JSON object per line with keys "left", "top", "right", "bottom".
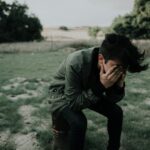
{"left": 107, "top": 68, "right": 120, "bottom": 79}
{"left": 105, "top": 65, "right": 118, "bottom": 76}
{"left": 123, "top": 73, "right": 126, "bottom": 77}
{"left": 122, "top": 73, "right": 126, "bottom": 80}
{"left": 111, "top": 71, "right": 123, "bottom": 82}
{"left": 100, "top": 63, "right": 105, "bottom": 75}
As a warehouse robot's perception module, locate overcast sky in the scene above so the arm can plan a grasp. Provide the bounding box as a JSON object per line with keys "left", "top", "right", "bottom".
{"left": 6, "top": 0, "right": 134, "bottom": 27}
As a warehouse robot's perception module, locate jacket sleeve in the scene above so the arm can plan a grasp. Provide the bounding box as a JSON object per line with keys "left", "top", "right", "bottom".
{"left": 104, "top": 82, "right": 125, "bottom": 103}
{"left": 64, "top": 57, "right": 104, "bottom": 111}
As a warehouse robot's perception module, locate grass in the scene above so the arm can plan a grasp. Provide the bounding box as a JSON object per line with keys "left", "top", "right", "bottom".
{"left": 36, "top": 129, "right": 53, "bottom": 150}
{"left": 0, "top": 141, "right": 16, "bottom": 150}
{"left": 0, "top": 40, "right": 100, "bottom": 53}
{"left": 0, "top": 43, "right": 150, "bottom": 149}
{"left": 0, "top": 95, "right": 23, "bottom": 133}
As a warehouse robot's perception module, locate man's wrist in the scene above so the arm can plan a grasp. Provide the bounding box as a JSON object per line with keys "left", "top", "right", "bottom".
{"left": 90, "top": 78, "right": 106, "bottom": 97}
{"left": 117, "top": 82, "right": 124, "bottom": 87}
{"left": 98, "top": 80, "right": 106, "bottom": 91}
{"left": 117, "top": 81, "right": 125, "bottom": 88}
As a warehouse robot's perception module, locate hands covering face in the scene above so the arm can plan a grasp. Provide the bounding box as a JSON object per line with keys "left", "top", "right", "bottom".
{"left": 99, "top": 64, "right": 126, "bottom": 88}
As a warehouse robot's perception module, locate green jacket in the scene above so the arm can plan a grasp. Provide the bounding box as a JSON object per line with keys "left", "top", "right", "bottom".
{"left": 48, "top": 47, "right": 125, "bottom": 114}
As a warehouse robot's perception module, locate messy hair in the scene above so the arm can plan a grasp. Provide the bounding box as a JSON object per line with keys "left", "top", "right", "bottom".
{"left": 99, "top": 33, "right": 149, "bottom": 73}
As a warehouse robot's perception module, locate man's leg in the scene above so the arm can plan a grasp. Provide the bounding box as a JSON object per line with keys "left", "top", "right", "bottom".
{"left": 51, "top": 106, "right": 87, "bottom": 150}
{"left": 51, "top": 111, "right": 69, "bottom": 150}
{"left": 88, "top": 98, "right": 123, "bottom": 150}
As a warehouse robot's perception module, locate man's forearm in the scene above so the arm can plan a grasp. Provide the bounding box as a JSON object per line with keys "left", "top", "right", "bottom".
{"left": 104, "top": 82, "right": 125, "bottom": 103}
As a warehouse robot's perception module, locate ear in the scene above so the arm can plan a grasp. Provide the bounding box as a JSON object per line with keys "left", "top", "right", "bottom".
{"left": 98, "top": 54, "right": 104, "bottom": 65}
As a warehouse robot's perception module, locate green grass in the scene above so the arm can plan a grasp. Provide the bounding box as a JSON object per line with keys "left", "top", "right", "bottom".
{"left": 36, "top": 129, "right": 53, "bottom": 150}
{"left": 0, "top": 141, "right": 16, "bottom": 150}
{"left": 0, "top": 95, "right": 23, "bottom": 133}
{"left": 0, "top": 50, "right": 70, "bottom": 149}
{"left": 0, "top": 48, "right": 150, "bottom": 150}
{"left": 0, "top": 50, "right": 69, "bottom": 82}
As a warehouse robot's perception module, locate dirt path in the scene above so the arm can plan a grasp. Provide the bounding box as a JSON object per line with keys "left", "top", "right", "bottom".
{"left": 12, "top": 105, "right": 41, "bottom": 150}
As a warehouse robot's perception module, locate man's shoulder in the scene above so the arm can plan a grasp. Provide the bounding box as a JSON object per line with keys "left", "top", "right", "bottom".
{"left": 66, "top": 47, "right": 95, "bottom": 67}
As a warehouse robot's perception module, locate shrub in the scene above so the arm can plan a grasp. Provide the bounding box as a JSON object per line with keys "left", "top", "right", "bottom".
{"left": 88, "top": 26, "right": 101, "bottom": 38}
{"left": 59, "top": 26, "right": 69, "bottom": 31}
{"left": 111, "top": 0, "right": 150, "bottom": 39}
{"left": 0, "top": 0, "right": 43, "bottom": 43}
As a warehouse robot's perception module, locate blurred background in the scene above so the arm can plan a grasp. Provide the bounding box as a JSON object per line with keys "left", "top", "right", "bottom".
{"left": 0, "top": 0, "right": 149, "bottom": 150}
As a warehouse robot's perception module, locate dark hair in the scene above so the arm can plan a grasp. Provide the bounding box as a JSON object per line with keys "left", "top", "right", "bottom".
{"left": 99, "top": 33, "right": 149, "bottom": 73}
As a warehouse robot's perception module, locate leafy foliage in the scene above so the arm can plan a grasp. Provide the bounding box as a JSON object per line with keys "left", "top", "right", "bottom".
{"left": 88, "top": 26, "right": 101, "bottom": 38}
{"left": 59, "top": 26, "right": 69, "bottom": 31}
{"left": 111, "top": 0, "right": 150, "bottom": 39}
{"left": 0, "top": 0, "right": 43, "bottom": 43}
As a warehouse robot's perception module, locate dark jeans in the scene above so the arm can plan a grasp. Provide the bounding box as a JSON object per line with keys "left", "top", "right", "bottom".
{"left": 51, "top": 97, "right": 123, "bottom": 150}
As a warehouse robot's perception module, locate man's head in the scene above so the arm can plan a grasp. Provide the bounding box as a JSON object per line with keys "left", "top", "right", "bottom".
{"left": 98, "top": 56, "right": 125, "bottom": 74}
{"left": 98, "top": 33, "right": 149, "bottom": 73}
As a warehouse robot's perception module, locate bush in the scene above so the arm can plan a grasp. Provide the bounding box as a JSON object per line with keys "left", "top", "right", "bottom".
{"left": 111, "top": 0, "right": 150, "bottom": 39}
{"left": 59, "top": 26, "right": 69, "bottom": 31}
{"left": 88, "top": 26, "right": 101, "bottom": 38}
{"left": 0, "top": 0, "right": 43, "bottom": 43}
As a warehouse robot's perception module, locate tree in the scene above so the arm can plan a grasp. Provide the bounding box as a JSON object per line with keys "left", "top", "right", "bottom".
{"left": 111, "top": 0, "right": 150, "bottom": 39}
{"left": 88, "top": 26, "right": 101, "bottom": 38}
{"left": 59, "top": 26, "right": 69, "bottom": 31}
{"left": 0, "top": 0, "right": 43, "bottom": 43}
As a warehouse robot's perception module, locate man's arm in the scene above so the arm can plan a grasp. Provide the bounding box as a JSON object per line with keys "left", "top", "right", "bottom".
{"left": 90, "top": 71, "right": 125, "bottom": 103}
{"left": 64, "top": 56, "right": 105, "bottom": 111}
{"left": 104, "top": 82, "right": 125, "bottom": 103}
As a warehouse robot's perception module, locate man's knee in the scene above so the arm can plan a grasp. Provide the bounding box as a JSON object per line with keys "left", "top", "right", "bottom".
{"left": 114, "top": 105, "right": 123, "bottom": 118}
{"left": 70, "top": 114, "right": 87, "bottom": 131}
{"left": 110, "top": 105, "right": 123, "bottom": 119}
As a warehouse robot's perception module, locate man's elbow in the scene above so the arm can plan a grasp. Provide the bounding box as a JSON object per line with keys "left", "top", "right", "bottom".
{"left": 114, "top": 93, "right": 125, "bottom": 103}
{"left": 66, "top": 96, "right": 90, "bottom": 111}
{"left": 106, "top": 92, "right": 125, "bottom": 103}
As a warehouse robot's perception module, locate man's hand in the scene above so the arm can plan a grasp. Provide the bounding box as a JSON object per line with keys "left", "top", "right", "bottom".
{"left": 99, "top": 64, "right": 123, "bottom": 88}
{"left": 116, "top": 73, "right": 126, "bottom": 87}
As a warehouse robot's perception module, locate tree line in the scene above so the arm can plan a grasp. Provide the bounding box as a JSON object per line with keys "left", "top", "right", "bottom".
{"left": 0, "top": 0, "right": 43, "bottom": 43}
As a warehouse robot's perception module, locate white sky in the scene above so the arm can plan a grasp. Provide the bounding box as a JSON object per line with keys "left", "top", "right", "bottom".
{"left": 5, "top": 0, "right": 135, "bottom": 27}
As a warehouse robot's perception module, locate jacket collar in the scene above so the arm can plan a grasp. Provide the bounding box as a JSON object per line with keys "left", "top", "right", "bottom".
{"left": 82, "top": 46, "right": 99, "bottom": 89}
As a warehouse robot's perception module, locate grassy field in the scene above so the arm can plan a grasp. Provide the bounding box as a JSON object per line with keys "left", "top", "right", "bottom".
{"left": 0, "top": 44, "right": 150, "bottom": 150}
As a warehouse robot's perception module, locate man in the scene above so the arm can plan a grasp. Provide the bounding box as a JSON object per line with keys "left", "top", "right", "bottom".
{"left": 48, "top": 33, "right": 148, "bottom": 150}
